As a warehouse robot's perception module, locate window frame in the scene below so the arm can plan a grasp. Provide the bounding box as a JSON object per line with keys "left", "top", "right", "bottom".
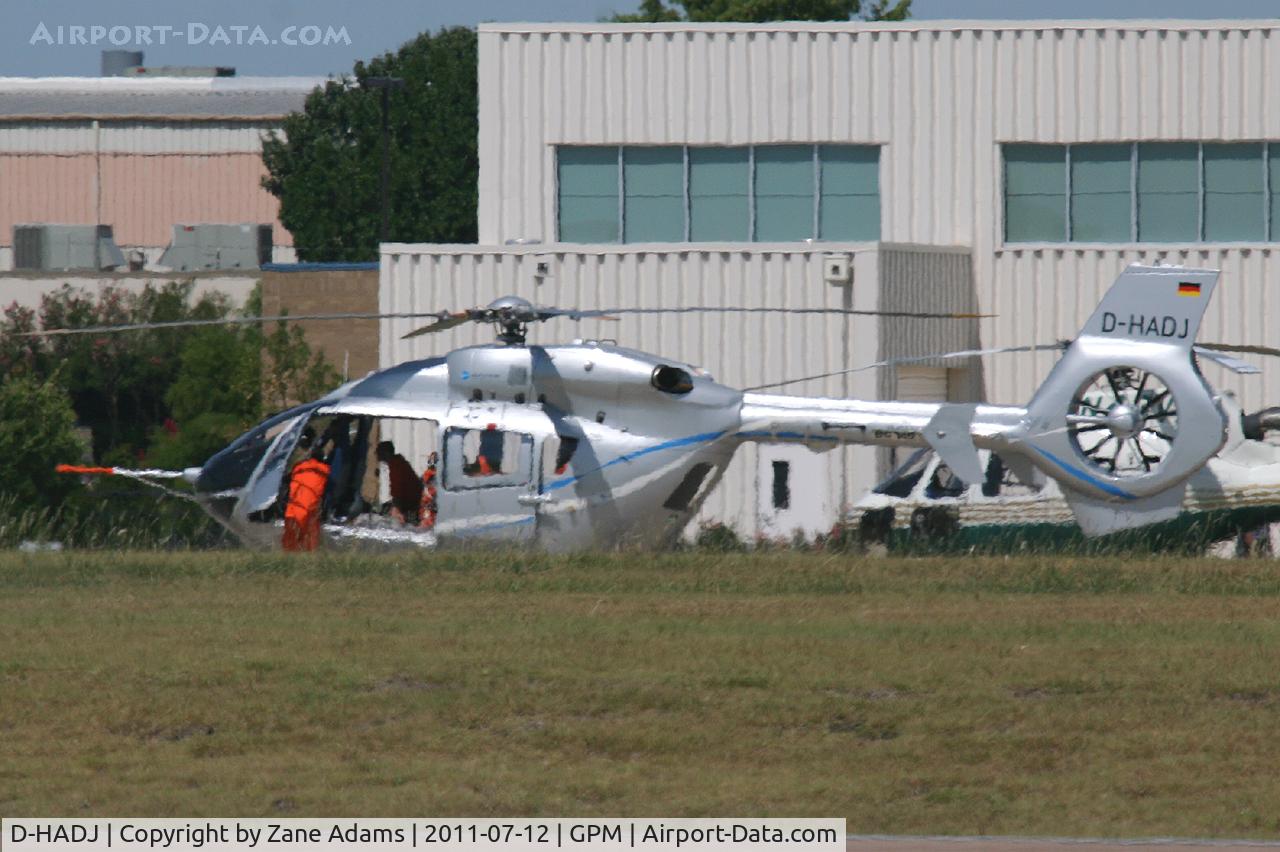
{"left": 1001, "top": 140, "right": 1280, "bottom": 247}
{"left": 442, "top": 426, "right": 535, "bottom": 492}
{"left": 556, "top": 143, "right": 881, "bottom": 245}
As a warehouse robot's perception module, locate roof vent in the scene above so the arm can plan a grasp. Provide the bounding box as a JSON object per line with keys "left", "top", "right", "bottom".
{"left": 101, "top": 50, "right": 143, "bottom": 77}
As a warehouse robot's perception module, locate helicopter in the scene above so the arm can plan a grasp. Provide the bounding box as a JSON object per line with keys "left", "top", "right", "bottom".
{"left": 41, "top": 263, "right": 1280, "bottom": 552}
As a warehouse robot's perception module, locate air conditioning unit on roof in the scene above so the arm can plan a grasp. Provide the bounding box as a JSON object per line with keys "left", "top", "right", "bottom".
{"left": 159, "top": 223, "right": 273, "bottom": 271}
{"left": 13, "top": 224, "right": 126, "bottom": 271}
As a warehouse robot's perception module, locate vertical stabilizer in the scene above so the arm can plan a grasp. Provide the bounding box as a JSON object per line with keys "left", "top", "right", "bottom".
{"left": 1015, "top": 265, "right": 1226, "bottom": 519}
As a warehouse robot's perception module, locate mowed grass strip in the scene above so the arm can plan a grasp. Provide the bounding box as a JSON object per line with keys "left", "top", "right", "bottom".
{"left": 3, "top": 551, "right": 1280, "bottom": 836}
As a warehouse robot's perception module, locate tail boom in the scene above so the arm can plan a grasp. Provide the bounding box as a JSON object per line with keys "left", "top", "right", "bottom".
{"left": 739, "top": 392, "right": 1025, "bottom": 451}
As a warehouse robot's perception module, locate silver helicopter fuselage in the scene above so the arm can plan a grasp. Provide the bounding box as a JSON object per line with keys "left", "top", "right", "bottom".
{"left": 197, "top": 338, "right": 1023, "bottom": 551}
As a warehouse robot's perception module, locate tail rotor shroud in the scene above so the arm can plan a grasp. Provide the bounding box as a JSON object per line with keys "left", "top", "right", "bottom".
{"left": 1067, "top": 366, "right": 1179, "bottom": 479}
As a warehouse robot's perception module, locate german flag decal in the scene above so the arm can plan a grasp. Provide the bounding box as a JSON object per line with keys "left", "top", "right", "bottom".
{"left": 1177, "top": 281, "right": 1202, "bottom": 297}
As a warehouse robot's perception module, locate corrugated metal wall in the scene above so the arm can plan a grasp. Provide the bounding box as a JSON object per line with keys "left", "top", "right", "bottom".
{"left": 479, "top": 21, "right": 1280, "bottom": 411}
{"left": 0, "top": 121, "right": 289, "bottom": 247}
{"left": 985, "top": 247, "right": 1280, "bottom": 412}
{"left": 380, "top": 243, "right": 975, "bottom": 537}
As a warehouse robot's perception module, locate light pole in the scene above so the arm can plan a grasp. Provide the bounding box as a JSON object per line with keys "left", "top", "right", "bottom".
{"left": 361, "top": 76, "right": 406, "bottom": 244}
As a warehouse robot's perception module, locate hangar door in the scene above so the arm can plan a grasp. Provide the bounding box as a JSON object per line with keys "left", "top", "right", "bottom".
{"left": 896, "top": 366, "right": 949, "bottom": 402}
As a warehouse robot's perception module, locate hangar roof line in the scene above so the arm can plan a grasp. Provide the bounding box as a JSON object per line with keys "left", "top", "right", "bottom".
{"left": 481, "top": 19, "right": 1280, "bottom": 34}
{"left": 0, "top": 76, "right": 326, "bottom": 120}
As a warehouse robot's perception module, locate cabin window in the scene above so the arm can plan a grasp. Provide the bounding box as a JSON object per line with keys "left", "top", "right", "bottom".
{"left": 924, "top": 463, "right": 967, "bottom": 499}
{"left": 873, "top": 448, "right": 931, "bottom": 498}
{"left": 444, "top": 426, "right": 533, "bottom": 490}
{"left": 980, "top": 453, "right": 1044, "bottom": 498}
{"left": 542, "top": 435, "right": 581, "bottom": 483}
{"left": 553, "top": 436, "right": 579, "bottom": 476}
{"left": 663, "top": 462, "right": 714, "bottom": 511}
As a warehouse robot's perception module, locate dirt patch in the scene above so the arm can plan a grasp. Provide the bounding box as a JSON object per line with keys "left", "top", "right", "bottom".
{"left": 370, "top": 674, "right": 447, "bottom": 692}
{"left": 156, "top": 724, "right": 215, "bottom": 742}
{"left": 828, "top": 714, "right": 899, "bottom": 741}
{"left": 1215, "top": 689, "right": 1277, "bottom": 705}
{"left": 108, "top": 721, "right": 215, "bottom": 742}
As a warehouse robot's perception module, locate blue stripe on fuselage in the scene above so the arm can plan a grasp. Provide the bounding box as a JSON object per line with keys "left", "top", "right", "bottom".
{"left": 733, "top": 430, "right": 838, "bottom": 442}
{"left": 1029, "top": 446, "right": 1136, "bottom": 500}
{"left": 545, "top": 430, "right": 727, "bottom": 492}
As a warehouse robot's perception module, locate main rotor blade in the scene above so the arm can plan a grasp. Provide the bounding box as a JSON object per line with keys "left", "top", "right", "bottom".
{"left": 549, "top": 306, "right": 993, "bottom": 321}
{"left": 400, "top": 312, "right": 475, "bottom": 340}
{"left": 13, "top": 312, "right": 439, "bottom": 337}
{"left": 746, "top": 342, "right": 1067, "bottom": 392}
{"left": 13, "top": 304, "right": 993, "bottom": 339}
{"left": 1198, "top": 342, "right": 1280, "bottom": 359}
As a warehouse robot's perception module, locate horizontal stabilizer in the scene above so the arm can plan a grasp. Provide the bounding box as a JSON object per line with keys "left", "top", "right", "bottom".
{"left": 1194, "top": 346, "right": 1261, "bottom": 374}
{"left": 922, "top": 404, "right": 984, "bottom": 486}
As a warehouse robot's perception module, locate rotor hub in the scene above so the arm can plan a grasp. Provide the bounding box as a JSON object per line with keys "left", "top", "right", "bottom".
{"left": 1067, "top": 366, "right": 1178, "bottom": 479}
{"left": 485, "top": 296, "right": 537, "bottom": 345}
{"left": 1103, "top": 402, "right": 1144, "bottom": 441}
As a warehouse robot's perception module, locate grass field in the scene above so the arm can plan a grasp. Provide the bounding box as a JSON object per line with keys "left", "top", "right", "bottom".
{"left": 4, "top": 550, "right": 1280, "bottom": 837}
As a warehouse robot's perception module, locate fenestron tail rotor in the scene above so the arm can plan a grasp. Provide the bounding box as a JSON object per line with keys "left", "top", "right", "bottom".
{"left": 1066, "top": 366, "right": 1178, "bottom": 478}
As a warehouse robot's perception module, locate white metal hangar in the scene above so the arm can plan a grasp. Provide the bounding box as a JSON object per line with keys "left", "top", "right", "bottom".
{"left": 382, "top": 19, "right": 1280, "bottom": 540}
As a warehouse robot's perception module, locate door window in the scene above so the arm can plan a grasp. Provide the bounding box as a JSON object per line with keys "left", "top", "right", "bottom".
{"left": 444, "top": 427, "right": 533, "bottom": 489}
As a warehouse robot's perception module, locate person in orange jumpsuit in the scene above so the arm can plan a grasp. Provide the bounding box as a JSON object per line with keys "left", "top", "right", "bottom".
{"left": 419, "top": 452, "right": 439, "bottom": 530}
{"left": 377, "top": 440, "right": 423, "bottom": 523}
{"left": 282, "top": 445, "right": 331, "bottom": 551}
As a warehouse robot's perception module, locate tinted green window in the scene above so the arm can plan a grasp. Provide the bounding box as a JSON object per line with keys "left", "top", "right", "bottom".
{"left": 1005, "top": 145, "right": 1066, "bottom": 242}
{"left": 623, "top": 147, "right": 684, "bottom": 242}
{"left": 818, "top": 145, "right": 879, "bottom": 241}
{"left": 689, "top": 148, "right": 750, "bottom": 241}
{"left": 558, "top": 148, "right": 619, "bottom": 242}
{"left": 1271, "top": 145, "right": 1280, "bottom": 241}
{"left": 1071, "top": 144, "right": 1130, "bottom": 242}
{"left": 1203, "top": 143, "right": 1265, "bottom": 242}
{"left": 754, "top": 146, "right": 814, "bottom": 241}
{"left": 1136, "top": 143, "right": 1198, "bottom": 242}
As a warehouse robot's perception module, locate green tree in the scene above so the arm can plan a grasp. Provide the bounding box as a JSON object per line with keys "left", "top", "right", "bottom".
{"left": 260, "top": 320, "right": 343, "bottom": 414}
{"left": 261, "top": 26, "right": 478, "bottom": 262}
{"left": 611, "top": 0, "right": 910, "bottom": 21}
{"left": 147, "top": 293, "right": 341, "bottom": 471}
{"left": 0, "top": 373, "right": 84, "bottom": 508}
{"left": 26, "top": 281, "right": 229, "bottom": 461}
{"left": 1, "top": 282, "right": 342, "bottom": 474}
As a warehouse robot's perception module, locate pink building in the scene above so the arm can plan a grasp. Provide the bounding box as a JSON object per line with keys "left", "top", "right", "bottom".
{"left": 0, "top": 74, "right": 323, "bottom": 270}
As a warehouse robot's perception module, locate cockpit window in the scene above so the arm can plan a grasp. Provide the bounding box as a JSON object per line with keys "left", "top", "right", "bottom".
{"left": 872, "top": 448, "right": 931, "bottom": 498}
{"left": 196, "top": 402, "right": 319, "bottom": 494}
